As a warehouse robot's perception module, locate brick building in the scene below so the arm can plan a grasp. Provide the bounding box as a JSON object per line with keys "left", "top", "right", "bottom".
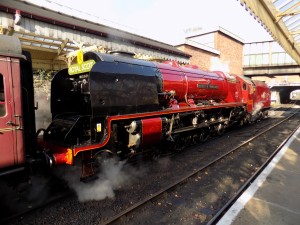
{"left": 176, "top": 27, "right": 244, "bottom": 75}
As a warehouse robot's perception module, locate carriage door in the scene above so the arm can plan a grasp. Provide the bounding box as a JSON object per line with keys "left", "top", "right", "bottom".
{"left": 0, "top": 56, "right": 24, "bottom": 169}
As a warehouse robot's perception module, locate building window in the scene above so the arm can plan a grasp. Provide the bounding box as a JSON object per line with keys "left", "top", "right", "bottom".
{"left": 0, "top": 74, "right": 5, "bottom": 117}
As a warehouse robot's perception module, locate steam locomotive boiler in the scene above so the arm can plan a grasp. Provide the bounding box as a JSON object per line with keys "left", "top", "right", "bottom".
{"left": 0, "top": 35, "right": 271, "bottom": 181}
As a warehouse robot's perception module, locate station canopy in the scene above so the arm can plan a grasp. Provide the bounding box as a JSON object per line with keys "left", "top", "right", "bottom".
{"left": 240, "top": 0, "right": 300, "bottom": 65}
{"left": 0, "top": 0, "right": 190, "bottom": 71}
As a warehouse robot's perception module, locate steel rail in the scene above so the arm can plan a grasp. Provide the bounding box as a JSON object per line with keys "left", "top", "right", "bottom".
{"left": 207, "top": 112, "right": 300, "bottom": 225}
{"left": 3, "top": 108, "right": 298, "bottom": 225}
{"left": 101, "top": 109, "right": 299, "bottom": 225}
{"left": 0, "top": 185, "right": 72, "bottom": 224}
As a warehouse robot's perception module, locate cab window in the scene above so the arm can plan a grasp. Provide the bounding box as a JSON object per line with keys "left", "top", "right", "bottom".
{"left": 0, "top": 74, "right": 5, "bottom": 117}
{"left": 242, "top": 82, "right": 247, "bottom": 91}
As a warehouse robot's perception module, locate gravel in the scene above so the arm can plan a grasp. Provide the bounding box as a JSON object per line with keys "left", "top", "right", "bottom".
{"left": 3, "top": 108, "right": 299, "bottom": 225}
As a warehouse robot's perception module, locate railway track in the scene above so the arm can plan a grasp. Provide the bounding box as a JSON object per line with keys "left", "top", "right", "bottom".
{"left": 2, "top": 106, "right": 299, "bottom": 225}
{"left": 0, "top": 175, "right": 72, "bottom": 224}
{"left": 100, "top": 108, "right": 300, "bottom": 225}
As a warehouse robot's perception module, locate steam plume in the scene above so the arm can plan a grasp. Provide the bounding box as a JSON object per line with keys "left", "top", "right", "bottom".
{"left": 59, "top": 158, "right": 145, "bottom": 202}
{"left": 252, "top": 102, "right": 263, "bottom": 116}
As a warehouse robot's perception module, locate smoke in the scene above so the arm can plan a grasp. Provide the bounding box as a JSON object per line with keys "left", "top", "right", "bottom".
{"left": 27, "top": 176, "right": 51, "bottom": 201}
{"left": 156, "top": 156, "right": 171, "bottom": 170}
{"left": 0, "top": 175, "right": 52, "bottom": 218}
{"left": 35, "top": 87, "right": 51, "bottom": 131}
{"left": 210, "top": 57, "right": 230, "bottom": 73}
{"left": 59, "top": 158, "right": 145, "bottom": 202}
{"left": 252, "top": 102, "right": 263, "bottom": 116}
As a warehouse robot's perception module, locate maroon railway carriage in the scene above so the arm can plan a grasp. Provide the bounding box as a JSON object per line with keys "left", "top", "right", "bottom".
{"left": 0, "top": 36, "right": 36, "bottom": 175}
{"left": 0, "top": 35, "right": 270, "bottom": 180}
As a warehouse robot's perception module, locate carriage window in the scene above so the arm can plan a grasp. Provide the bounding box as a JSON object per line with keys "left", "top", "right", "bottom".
{"left": 0, "top": 74, "right": 5, "bottom": 117}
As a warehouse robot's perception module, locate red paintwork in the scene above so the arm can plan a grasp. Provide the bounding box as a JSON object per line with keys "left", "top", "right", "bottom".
{"left": 184, "top": 65, "right": 199, "bottom": 69}
{"left": 11, "top": 58, "right": 24, "bottom": 166}
{"left": 235, "top": 76, "right": 255, "bottom": 112}
{"left": 52, "top": 150, "right": 73, "bottom": 165}
{"left": 141, "top": 117, "right": 162, "bottom": 146}
{"left": 252, "top": 80, "right": 271, "bottom": 112}
{"left": 158, "top": 64, "right": 270, "bottom": 115}
{"left": 157, "top": 62, "right": 232, "bottom": 102}
{"left": 53, "top": 152, "right": 68, "bottom": 164}
{"left": 0, "top": 56, "right": 24, "bottom": 169}
{"left": 72, "top": 102, "right": 245, "bottom": 156}
{"left": 214, "top": 71, "right": 242, "bottom": 103}
{"left": 37, "top": 138, "right": 73, "bottom": 165}
{"left": 233, "top": 76, "right": 271, "bottom": 114}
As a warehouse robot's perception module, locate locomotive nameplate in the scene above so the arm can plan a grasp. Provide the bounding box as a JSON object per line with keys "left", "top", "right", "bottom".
{"left": 68, "top": 60, "right": 96, "bottom": 75}
{"left": 197, "top": 84, "right": 218, "bottom": 89}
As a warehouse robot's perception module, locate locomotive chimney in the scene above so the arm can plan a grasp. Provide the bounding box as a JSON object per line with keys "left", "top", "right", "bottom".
{"left": 109, "top": 50, "right": 135, "bottom": 58}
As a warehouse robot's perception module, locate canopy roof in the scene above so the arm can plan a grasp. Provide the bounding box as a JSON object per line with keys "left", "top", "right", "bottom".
{"left": 240, "top": 0, "right": 300, "bottom": 65}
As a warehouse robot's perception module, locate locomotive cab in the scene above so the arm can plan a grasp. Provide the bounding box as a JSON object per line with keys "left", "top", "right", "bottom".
{"left": 45, "top": 67, "right": 92, "bottom": 146}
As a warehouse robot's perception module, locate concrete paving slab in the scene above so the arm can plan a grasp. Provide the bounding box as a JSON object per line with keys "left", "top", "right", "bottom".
{"left": 252, "top": 169, "right": 300, "bottom": 211}
{"left": 217, "top": 127, "right": 300, "bottom": 225}
{"left": 231, "top": 197, "right": 300, "bottom": 225}
{"left": 274, "top": 148, "right": 300, "bottom": 174}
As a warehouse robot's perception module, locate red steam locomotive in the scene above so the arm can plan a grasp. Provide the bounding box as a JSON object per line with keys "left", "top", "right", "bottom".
{"left": 0, "top": 35, "right": 271, "bottom": 181}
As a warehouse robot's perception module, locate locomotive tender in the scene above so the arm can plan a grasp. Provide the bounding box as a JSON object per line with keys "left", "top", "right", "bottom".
{"left": 0, "top": 35, "right": 271, "bottom": 180}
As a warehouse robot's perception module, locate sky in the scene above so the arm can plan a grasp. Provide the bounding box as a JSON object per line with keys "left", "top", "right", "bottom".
{"left": 27, "top": 0, "right": 273, "bottom": 45}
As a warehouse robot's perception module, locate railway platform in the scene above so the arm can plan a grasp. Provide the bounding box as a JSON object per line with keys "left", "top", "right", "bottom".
{"left": 217, "top": 125, "right": 300, "bottom": 225}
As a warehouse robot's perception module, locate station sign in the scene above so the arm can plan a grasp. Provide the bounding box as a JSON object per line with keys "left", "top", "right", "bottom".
{"left": 68, "top": 59, "right": 96, "bottom": 75}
